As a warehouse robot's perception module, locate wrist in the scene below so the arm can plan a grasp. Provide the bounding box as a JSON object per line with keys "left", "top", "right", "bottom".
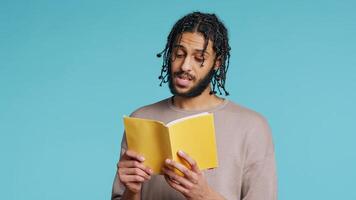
{"left": 205, "top": 187, "right": 225, "bottom": 200}
{"left": 122, "top": 189, "right": 141, "bottom": 200}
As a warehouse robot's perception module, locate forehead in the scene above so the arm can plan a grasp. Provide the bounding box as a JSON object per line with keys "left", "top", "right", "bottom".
{"left": 174, "top": 32, "right": 214, "bottom": 54}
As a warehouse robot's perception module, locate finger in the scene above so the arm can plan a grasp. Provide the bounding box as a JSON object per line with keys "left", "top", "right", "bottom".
{"left": 164, "top": 174, "right": 189, "bottom": 195}
{"left": 120, "top": 168, "right": 151, "bottom": 180}
{"left": 120, "top": 174, "right": 147, "bottom": 183}
{"left": 123, "top": 150, "right": 145, "bottom": 162}
{"left": 118, "top": 160, "right": 153, "bottom": 175}
{"left": 162, "top": 166, "right": 194, "bottom": 189}
{"left": 177, "top": 150, "right": 199, "bottom": 172}
{"left": 165, "top": 159, "right": 196, "bottom": 182}
{"left": 163, "top": 172, "right": 180, "bottom": 185}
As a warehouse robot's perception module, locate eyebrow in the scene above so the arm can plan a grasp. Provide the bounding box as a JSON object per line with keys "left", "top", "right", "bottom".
{"left": 173, "top": 44, "right": 210, "bottom": 56}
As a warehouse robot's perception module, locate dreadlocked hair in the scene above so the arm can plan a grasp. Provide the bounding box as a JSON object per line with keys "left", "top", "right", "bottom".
{"left": 156, "top": 11, "right": 231, "bottom": 96}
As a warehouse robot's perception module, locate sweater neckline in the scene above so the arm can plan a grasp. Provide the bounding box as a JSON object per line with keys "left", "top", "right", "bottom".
{"left": 167, "top": 96, "right": 229, "bottom": 114}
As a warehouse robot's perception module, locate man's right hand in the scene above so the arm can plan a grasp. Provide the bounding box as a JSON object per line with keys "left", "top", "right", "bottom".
{"left": 117, "top": 150, "right": 153, "bottom": 194}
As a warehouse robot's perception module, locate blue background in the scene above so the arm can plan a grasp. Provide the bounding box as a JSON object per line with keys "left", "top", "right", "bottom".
{"left": 1, "top": 0, "right": 355, "bottom": 199}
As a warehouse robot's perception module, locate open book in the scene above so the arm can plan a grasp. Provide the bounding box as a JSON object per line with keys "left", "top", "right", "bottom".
{"left": 123, "top": 112, "right": 218, "bottom": 174}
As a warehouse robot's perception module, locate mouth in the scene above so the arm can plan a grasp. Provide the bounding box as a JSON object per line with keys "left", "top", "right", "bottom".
{"left": 174, "top": 74, "right": 193, "bottom": 88}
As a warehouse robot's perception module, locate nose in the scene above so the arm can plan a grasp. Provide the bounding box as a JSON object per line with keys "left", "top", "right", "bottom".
{"left": 181, "top": 56, "right": 193, "bottom": 72}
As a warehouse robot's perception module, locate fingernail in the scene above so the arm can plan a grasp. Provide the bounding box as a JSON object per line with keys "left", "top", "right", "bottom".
{"left": 139, "top": 156, "right": 145, "bottom": 161}
{"left": 149, "top": 169, "right": 153, "bottom": 174}
{"left": 165, "top": 159, "right": 171, "bottom": 164}
{"left": 178, "top": 150, "right": 184, "bottom": 155}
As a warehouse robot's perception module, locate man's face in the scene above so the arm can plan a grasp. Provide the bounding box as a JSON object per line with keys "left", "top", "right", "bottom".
{"left": 168, "top": 32, "right": 220, "bottom": 97}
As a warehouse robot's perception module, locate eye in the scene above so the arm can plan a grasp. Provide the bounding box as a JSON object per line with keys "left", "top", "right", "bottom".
{"left": 174, "top": 49, "right": 186, "bottom": 58}
{"left": 195, "top": 56, "right": 204, "bottom": 62}
{"left": 176, "top": 53, "right": 185, "bottom": 58}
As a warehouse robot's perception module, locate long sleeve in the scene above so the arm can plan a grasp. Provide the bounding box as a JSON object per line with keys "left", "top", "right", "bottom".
{"left": 111, "top": 133, "right": 128, "bottom": 200}
{"left": 241, "top": 115, "right": 278, "bottom": 200}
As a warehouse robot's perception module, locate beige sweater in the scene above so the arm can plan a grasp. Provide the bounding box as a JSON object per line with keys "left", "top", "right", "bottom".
{"left": 112, "top": 97, "right": 277, "bottom": 200}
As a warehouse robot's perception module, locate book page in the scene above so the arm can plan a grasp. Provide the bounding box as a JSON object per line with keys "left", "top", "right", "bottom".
{"left": 167, "top": 113, "right": 218, "bottom": 171}
{"left": 166, "top": 112, "right": 210, "bottom": 127}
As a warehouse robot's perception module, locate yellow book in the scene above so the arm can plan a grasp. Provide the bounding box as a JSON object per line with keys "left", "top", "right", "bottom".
{"left": 123, "top": 112, "right": 218, "bottom": 174}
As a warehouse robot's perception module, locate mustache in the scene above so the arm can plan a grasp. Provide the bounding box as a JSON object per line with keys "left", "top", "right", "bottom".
{"left": 173, "top": 71, "right": 195, "bottom": 81}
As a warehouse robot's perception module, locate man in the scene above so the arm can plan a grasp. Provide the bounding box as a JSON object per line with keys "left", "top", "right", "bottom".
{"left": 112, "top": 12, "right": 277, "bottom": 200}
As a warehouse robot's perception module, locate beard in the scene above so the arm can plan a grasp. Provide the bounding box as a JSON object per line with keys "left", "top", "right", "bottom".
{"left": 168, "top": 67, "right": 215, "bottom": 98}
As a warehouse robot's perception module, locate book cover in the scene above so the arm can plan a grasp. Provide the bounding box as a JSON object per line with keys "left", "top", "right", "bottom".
{"left": 123, "top": 112, "right": 218, "bottom": 174}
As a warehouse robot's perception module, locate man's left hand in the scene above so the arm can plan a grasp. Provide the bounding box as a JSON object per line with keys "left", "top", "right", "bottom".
{"left": 162, "top": 150, "right": 225, "bottom": 200}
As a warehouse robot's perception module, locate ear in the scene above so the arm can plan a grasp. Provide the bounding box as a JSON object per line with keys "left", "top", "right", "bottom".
{"left": 213, "top": 56, "right": 222, "bottom": 71}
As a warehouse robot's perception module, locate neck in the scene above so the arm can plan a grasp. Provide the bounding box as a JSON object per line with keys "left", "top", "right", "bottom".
{"left": 172, "top": 86, "right": 225, "bottom": 111}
